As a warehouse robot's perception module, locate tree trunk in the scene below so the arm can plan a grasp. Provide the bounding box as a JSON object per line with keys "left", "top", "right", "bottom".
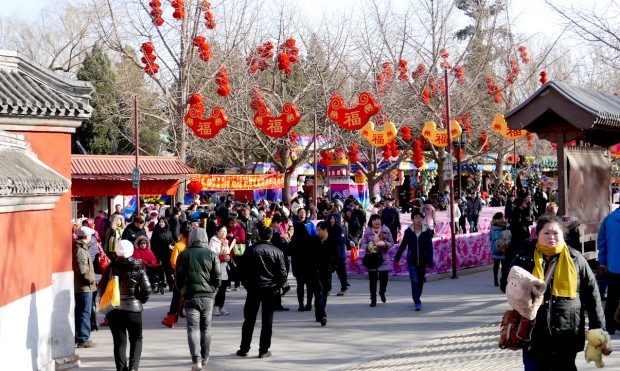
{"left": 367, "top": 175, "right": 378, "bottom": 201}
{"left": 283, "top": 170, "right": 292, "bottom": 204}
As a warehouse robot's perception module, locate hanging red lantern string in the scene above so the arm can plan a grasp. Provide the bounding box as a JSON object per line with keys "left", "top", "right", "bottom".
{"left": 400, "top": 126, "right": 412, "bottom": 141}
{"left": 439, "top": 48, "right": 452, "bottom": 69}
{"left": 540, "top": 71, "right": 548, "bottom": 85}
{"left": 140, "top": 42, "right": 159, "bottom": 75}
{"left": 193, "top": 36, "right": 213, "bottom": 62}
{"left": 453, "top": 148, "right": 463, "bottom": 160}
{"left": 420, "top": 88, "right": 431, "bottom": 105}
{"left": 412, "top": 140, "right": 424, "bottom": 169}
{"left": 486, "top": 77, "right": 502, "bottom": 104}
{"left": 504, "top": 60, "right": 521, "bottom": 87}
{"left": 398, "top": 59, "right": 408, "bottom": 80}
{"left": 148, "top": 0, "right": 164, "bottom": 26}
{"left": 203, "top": 1, "right": 216, "bottom": 29}
{"left": 518, "top": 45, "right": 530, "bottom": 64}
{"left": 348, "top": 143, "right": 359, "bottom": 163}
{"left": 249, "top": 86, "right": 265, "bottom": 110}
{"left": 527, "top": 133, "right": 533, "bottom": 149}
{"left": 277, "top": 38, "right": 299, "bottom": 74}
{"left": 215, "top": 67, "right": 231, "bottom": 97}
{"left": 412, "top": 63, "right": 426, "bottom": 79}
{"left": 171, "top": 0, "right": 185, "bottom": 19}
{"left": 246, "top": 41, "right": 274, "bottom": 73}
{"left": 429, "top": 77, "right": 437, "bottom": 95}
{"left": 453, "top": 66, "right": 465, "bottom": 85}
{"left": 187, "top": 180, "right": 203, "bottom": 194}
{"left": 480, "top": 131, "right": 489, "bottom": 151}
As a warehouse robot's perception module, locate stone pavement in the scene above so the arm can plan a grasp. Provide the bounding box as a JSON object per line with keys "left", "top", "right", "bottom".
{"left": 76, "top": 268, "right": 620, "bottom": 370}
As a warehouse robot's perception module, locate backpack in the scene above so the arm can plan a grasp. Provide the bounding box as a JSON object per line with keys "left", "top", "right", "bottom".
{"left": 497, "top": 230, "right": 512, "bottom": 251}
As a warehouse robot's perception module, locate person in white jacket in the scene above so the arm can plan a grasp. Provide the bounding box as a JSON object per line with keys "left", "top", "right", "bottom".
{"left": 451, "top": 197, "right": 461, "bottom": 233}
{"left": 208, "top": 224, "right": 231, "bottom": 316}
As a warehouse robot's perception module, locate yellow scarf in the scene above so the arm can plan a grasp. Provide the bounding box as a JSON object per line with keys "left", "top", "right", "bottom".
{"left": 533, "top": 242, "right": 576, "bottom": 299}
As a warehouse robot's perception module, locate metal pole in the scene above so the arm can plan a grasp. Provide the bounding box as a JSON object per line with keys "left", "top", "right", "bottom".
{"left": 313, "top": 113, "right": 318, "bottom": 219}
{"left": 513, "top": 140, "right": 517, "bottom": 198}
{"left": 444, "top": 68, "right": 458, "bottom": 279}
{"left": 135, "top": 97, "right": 140, "bottom": 216}
{"left": 456, "top": 136, "right": 462, "bottom": 197}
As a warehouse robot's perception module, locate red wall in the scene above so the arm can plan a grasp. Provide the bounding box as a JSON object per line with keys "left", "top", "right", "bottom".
{"left": 0, "top": 131, "right": 72, "bottom": 307}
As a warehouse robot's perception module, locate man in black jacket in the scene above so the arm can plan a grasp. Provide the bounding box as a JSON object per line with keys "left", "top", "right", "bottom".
{"left": 121, "top": 216, "right": 148, "bottom": 245}
{"left": 239, "top": 206, "right": 259, "bottom": 246}
{"left": 175, "top": 228, "right": 221, "bottom": 370}
{"left": 237, "top": 224, "right": 288, "bottom": 359}
{"left": 381, "top": 197, "right": 401, "bottom": 243}
{"left": 168, "top": 207, "right": 181, "bottom": 243}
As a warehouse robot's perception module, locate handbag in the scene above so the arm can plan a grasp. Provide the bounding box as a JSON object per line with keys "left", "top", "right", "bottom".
{"left": 99, "top": 269, "right": 120, "bottom": 315}
{"left": 350, "top": 246, "right": 359, "bottom": 262}
{"left": 362, "top": 252, "right": 383, "bottom": 270}
{"left": 499, "top": 260, "right": 556, "bottom": 350}
{"left": 94, "top": 244, "right": 111, "bottom": 274}
{"left": 233, "top": 242, "right": 246, "bottom": 256}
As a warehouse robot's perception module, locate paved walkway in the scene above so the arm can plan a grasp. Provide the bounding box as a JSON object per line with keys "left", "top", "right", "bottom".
{"left": 76, "top": 268, "right": 620, "bottom": 370}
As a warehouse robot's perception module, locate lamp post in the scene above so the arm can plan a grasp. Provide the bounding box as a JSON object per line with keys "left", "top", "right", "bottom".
{"left": 444, "top": 68, "right": 458, "bottom": 279}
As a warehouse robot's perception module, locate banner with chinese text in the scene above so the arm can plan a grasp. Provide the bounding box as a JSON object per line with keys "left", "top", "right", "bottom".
{"left": 193, "top": 174, "right": 285, "bottom": 190}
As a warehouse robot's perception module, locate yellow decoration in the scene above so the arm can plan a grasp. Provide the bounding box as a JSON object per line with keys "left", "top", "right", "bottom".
{"left": 491, "top": 114, "right": 527, "bottom": 140}
{"left": 421, "top": 120, "right": 462, "bottom": 147}
{"left": 360, "top": 121, "right": 397, "bottom": 147}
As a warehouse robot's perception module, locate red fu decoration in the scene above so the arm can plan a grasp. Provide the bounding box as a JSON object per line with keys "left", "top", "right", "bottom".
{"left": 254, "top": 103, "right": 301, "bottom": 138}
{"left": 327, "top": 92, "right": 379, "bottom": 130}
{"left": 185, "top": 94, "right": 229, "bottom": 139}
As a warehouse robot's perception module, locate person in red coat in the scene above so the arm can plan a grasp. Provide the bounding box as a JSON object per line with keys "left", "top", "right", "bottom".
{"left": 133, "top": 236, "right": 158, "bottom": 267}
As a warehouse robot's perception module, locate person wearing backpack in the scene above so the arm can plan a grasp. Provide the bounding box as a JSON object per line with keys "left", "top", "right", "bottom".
{"left": 489, "top": 212, "right": 508, "bottom": 287}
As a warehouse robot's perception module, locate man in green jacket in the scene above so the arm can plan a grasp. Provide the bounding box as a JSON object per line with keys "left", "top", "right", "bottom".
{"left": 73, "top": 226, "right": 97, "bottom": 348}
{"left": 176, "top": 227, "right": 221, "bottom": 371}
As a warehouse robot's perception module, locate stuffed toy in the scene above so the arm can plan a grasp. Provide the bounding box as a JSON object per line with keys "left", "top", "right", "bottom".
{"left": 505, "top": 266, "right": 546, "bottom": 320}
{"left": 585, "top": 328, "right": 613, "bottom": 368}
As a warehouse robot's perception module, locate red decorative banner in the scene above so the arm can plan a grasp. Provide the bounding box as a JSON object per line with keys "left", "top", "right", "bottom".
{"left": 422, "top": 120, "right": 462, "bottom": 147}
{"left": 191, "top": 174, "right": 285, "bottom": 190}
{"left": 254, "top": 102, "right": 301, "bottom": 138}
{"left": 328, "top": 92, "right": 379, "bottom": 130}
{"left": 361, "top": 121, "right": 397, "bottom": 147}
{"left": 491, "top": 114, "right": 527, "bottom": 140}
{"left": 185, "top": 94, "right": 229, "bottom": 139}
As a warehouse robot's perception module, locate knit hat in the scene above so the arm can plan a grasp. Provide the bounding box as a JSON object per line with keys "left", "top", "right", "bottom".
{"left": 76, "top": 226, "right": 95, "bottom": 237}
{"left": 563, "top": 216, "right": 581, "bottom": 231}
{"left": 116, "top": 239, "right": 134, "bottom": 258}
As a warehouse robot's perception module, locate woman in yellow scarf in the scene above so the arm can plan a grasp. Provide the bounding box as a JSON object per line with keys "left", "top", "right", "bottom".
{"left": 510, "top": 215, "right": 605, "bottom": 371}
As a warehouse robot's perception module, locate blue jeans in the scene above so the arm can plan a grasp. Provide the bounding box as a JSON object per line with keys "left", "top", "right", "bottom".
{"left": 407, "top": 264, "right": 426, "bottom": 304}
{"left": 74, "top": 291, "right": 93, "bottom": 343}
{"left": 185, "top": 297, "right": 214, "bottom": 365}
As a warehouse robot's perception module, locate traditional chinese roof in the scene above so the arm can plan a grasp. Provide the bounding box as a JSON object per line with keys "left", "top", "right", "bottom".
{"left": 71, "top": 155, "right": 195, "bottom": 180}
{"left": 505, "top": 81, "right": 620, "bottom": 146}
{"left": 0, "top": 130, "right": 70, "bottom": 196}
{"left": 0, "top": 50, "right": 93, "bottom": 119}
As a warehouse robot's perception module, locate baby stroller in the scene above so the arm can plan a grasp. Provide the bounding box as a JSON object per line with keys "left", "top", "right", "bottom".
{"left": 146, "top": 262, "right": 167, "bottom": 295}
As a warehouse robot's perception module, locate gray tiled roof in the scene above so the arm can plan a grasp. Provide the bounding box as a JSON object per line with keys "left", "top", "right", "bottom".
{"left": 0, "top": 130, "right": 70, "bottom": 196}
{"left": 0, "top": 50, "right": 93, "bottom": 119}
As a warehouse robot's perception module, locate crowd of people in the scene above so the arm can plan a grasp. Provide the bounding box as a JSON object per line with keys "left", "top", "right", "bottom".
{"left": 70, "top": 187, "right": 620, "bottom": 371}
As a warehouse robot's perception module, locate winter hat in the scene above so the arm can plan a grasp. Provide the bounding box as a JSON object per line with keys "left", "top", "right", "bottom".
{"left": 76, "top": 226, "right": 95, "bottom": 237}
{"left": 563, "top": 216, "right": 581, "bottom": 231}
{"left": 116, "top": 239, "right": 135, "bottom": 258}
{"left": 506, "top": 266, "right": 546, "bottom": 320}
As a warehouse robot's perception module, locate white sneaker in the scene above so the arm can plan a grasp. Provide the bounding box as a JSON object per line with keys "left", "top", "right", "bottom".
{"left": 191, "top": 363, "right": 202, "bottom": 371}
{"left": 202, "top": 357, "right": 209, "bottom": 366}
{"left": 219, "top": 307, "right": 230, "bottom": 316}
{"left": 212, "top": 308, "right": 221, "bottom": 317}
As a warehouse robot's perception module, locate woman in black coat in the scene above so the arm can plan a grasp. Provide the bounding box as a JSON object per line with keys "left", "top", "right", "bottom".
{"left": 150, "top": 218, "right": 175, "bottom": 290}
{"left": 98, "top": 240, "right": 150, "bottom": 371}
{"left": 510, "top": 215, "right": 605, "bottom": 370}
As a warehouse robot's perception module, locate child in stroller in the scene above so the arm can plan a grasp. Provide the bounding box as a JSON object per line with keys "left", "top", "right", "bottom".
{"left": 133, "top": 236, "right": 167, "bottom": 294}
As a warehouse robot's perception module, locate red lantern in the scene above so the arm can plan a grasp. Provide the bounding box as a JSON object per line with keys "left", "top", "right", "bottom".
{"left": 348, "top": 143, "right": 359, "bottom": 163}
{"left": 327, "top": 92, "right": 379, "bottom": 131}
{"left": 187, "top": 180, "right": 203, "bottom": 194}
{"left": 540, "top": 71, "right": 548, "bottom": 85}
{"left": 400, "top": 126, "right": 412, "bottom": 141}
{"left": 215, "top": 67, "right": 231, "bottom": 97}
